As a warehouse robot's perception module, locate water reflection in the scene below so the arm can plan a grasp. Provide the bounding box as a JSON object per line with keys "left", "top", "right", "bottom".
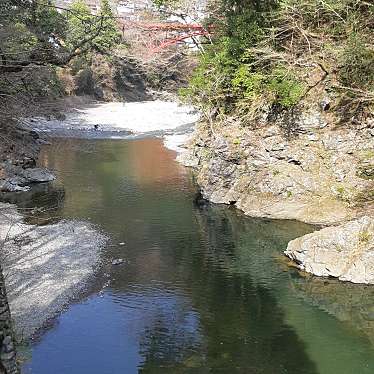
{"left": 291, "top": 275, "right": 374, "bottom": 345}
{"left": 22, "top": 138, "right": 374, "bottom": 374}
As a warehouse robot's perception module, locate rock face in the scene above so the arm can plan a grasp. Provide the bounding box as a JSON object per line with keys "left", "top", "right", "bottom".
{"left": 180, "top": 110, "right": 374, "bottom": 225}
{"left": 0, "top": 125, "right": 55, "bottom": 193}
{"left": 285, "top": 216, "right": 374, "bottom": 284}
{"left": 0, "top": 164, "right": 55, "bottom": 192}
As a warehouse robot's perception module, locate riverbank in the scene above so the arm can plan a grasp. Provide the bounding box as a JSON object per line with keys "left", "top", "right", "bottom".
{"left": 178, "top": 114, "right": 373, "bottom": 226}
{"left": 0, "top": 96, "right": 94, "bottom": 193}
{"left": 0, "top": 203, "right": 108, "bottom": 340}
{"left": 174, "top": 110, "right": 374, "bottom": 284}
{"left": 28, "top": 100, "right": 199, "bottom": 138}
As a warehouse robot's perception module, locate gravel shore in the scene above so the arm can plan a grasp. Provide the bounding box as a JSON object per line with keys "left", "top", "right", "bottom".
{"left": 0, "top": 203, "right": 108, "bottom": 340}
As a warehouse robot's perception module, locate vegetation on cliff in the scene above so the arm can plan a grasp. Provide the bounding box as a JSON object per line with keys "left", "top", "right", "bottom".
{"left": 175, "top": 0, "right": 373, "bottom": 224}
{"left": 181, "top": 0, "right": 374, "bottom": 125}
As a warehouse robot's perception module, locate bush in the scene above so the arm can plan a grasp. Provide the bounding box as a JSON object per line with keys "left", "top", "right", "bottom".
{"left": 268, "top": 69, "right": 305, "bottom": 108}
{"left": 338, "top": 35, "right": 374, "bottom": 90}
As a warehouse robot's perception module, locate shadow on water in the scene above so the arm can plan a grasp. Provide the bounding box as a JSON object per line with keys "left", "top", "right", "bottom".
{"left": 21, "top": 138, "right": 374, "bottom": 374}
{"left": 0, "top": 183, "right": 65, "bottom": 225}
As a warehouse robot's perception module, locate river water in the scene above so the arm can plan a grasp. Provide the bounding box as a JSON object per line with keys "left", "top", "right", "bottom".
{"left": 19, "top": 103, "right": 374, "bottom": 374}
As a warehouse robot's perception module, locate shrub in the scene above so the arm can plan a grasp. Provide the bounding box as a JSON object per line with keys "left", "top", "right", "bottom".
{"left": 268, "top": 69, "right": 305, "bottom": 108}
{"left": 338, "top": 35, "right": 374, "bottom": 90}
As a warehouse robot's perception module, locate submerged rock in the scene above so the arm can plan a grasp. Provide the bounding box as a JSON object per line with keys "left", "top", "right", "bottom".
{"left": 0, "top": 203, "right": 108, "bottom": 340}
{"left": 112, "top": 258, "right": 124, "bottom": 265}
{"left": 285, "top": 216, "right": 374, "bottom": 284}
{"left": 290, "top": 275, "right": 374, "bottom": 346}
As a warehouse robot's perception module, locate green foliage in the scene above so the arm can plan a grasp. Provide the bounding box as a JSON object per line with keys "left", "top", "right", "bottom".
{"left": 0, "top": 0, "right": 123, "bottom": 108}
{"left": 268, "top": 69, "right": 305, "bottom": 108}
{"left": 67, "top": 0, "right": 121, "bottom": 55}
{"left": 180, "top": 0, "right": 305, "bottom": 116}
{"left": 182, "top": 0, "right": 373, "bottom": 123}
{"left": 231, "top": 66, "right": 265, "bottom": 100}
{"left": 338, "top": 35, "right": 374, "bottom": 90}
{"left": 0, "top": 22, "right": 38, "bottom": 59}
{"left": 179, "top": 45, "right": 240, "bottom": 112}
{"left": 231, "top": 66, "right": 304, "bottom": 108}
{"left": 30, "top": 0, "right": 67, "bottom": 38}
{"left": 66, "top": 0, "right": 94, "bottom": 49}
{"left": 94, "top": 0, "right": 121, "bottom": 51}
{"left": 358, "top": 230, "right": 372, "bottom": 244}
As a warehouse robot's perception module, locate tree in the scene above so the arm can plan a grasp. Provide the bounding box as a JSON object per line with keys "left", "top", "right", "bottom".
{"left": 0, "top": 0, "right": 122, "bottom": 74}
{"left": 94, "top": 0, "right": 121, "bottom": 52}
{"left": 66, "top": 0, "right": 95, "bottom": 50}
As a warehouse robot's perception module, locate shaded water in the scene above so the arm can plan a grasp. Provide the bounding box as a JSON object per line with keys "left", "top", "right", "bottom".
{"left": 22, "top": 138, "right": 374, "bottom": 374}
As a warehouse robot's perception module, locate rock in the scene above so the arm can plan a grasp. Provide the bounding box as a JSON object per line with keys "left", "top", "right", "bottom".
{"left": 111, "top": 258, "right": 124, "bottom": 265}
{"left": 285, "top": 216, "right": 374, "bottom": 284}
{"left": 0, "top": 181, "right": 30, "bottom": 192}
{"left": 21, "top": 168, "right": 55, "bottom": 183}
{"left": 320, "top": 97, "right": 331, "bottom": 111}
{"left": 0, "top": 165, "right": 55, "bottom": 193}
{"left": 179, "top": 110, "right": 374, "bottom": 225}
{"left": 21, "top": 157, "right": 36, "bottom": 168}
{"left": 263, "top": 125, "right": 280, "bottom": 138}
{"left": 54, "top": 112, "right": 66, "bottom": 121}
{"left": 0, "top": 204, "right": 109, "bottom": 340}
{"left": 297, "top": 112, "right": 327, "bottom": 131}
{"left": 307, "top": 134, "right": 319, "bottom": 142}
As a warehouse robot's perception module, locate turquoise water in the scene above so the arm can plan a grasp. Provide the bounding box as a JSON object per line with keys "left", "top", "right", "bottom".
{"left": 22, "top": 137, "right": 374, "bottom": 373}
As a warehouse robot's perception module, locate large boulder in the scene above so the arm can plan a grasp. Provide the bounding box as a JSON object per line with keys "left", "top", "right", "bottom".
{"left": 20, "top": 168, "right": 55, "bottom": 183}
{"left": 285, "top": 216, "right": 374, "bottom": 284}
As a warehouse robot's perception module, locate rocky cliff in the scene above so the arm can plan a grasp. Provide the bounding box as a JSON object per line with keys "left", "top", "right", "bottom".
{"left": 180, "top": 109, "right": 374, "bottom": 225}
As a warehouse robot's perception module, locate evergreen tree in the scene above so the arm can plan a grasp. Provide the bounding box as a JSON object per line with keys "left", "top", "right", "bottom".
{"left": 94, "top": 0, "right": 121, "bottom": 51}
{"left": 66, "top": 0, "right": 95, "bottom": 50}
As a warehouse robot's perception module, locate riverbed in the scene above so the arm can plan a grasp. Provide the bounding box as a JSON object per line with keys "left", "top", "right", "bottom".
{"left": 12, "top": 102, "right": 374, "bottom": 373}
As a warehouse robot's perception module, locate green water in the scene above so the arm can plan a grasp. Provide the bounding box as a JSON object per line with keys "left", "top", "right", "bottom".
{"left": 22, "top": 137, "right": 374, "bottom": 374}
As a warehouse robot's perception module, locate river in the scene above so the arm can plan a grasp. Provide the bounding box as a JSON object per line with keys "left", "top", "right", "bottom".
{"left": 17, "top": 102, "right": 374, "bottom": 373}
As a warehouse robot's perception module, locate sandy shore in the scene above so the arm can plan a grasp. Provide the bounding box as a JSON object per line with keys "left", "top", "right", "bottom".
{"left": 27, "top": 101, "right": 200, "bottom": 137}
{"left": 0, "top": 203, "right": 108, "bottom": 340}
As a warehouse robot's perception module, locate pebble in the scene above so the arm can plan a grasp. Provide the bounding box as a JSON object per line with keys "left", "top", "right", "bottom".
{"left": 112, "top": 258, "right": 124, "bottom": 265}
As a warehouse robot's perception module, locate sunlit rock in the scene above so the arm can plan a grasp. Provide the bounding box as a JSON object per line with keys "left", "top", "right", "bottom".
{"left": 285, "top": 216, "right": 374, "bottom": 284}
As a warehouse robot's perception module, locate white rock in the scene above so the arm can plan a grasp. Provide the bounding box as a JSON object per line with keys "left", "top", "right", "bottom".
{"left": 112, "top": 258, "right": 124, "bottom": 265}
{"left": 285, "top": 216, "right": 374, "bottom": 284}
